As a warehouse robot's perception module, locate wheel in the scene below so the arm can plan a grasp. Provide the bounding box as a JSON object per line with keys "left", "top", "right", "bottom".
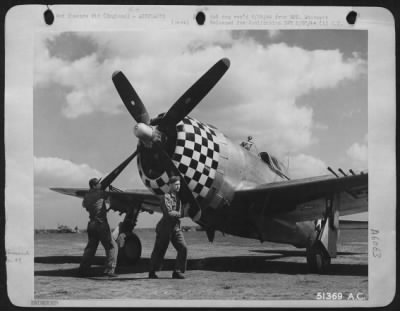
{"left": 117, "top": 232, "right": 142, "bottom": 266}
{"left": 306, "top": 242, "right": 331, "bottom": 274}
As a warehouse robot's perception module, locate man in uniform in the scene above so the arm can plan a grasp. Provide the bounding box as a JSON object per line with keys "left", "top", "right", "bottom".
{"left": 78, "top": 177, "right": 118, "bottom": 277}
{"left": 149, "top": 176, "right": 188, "bottom": 279}
{"left": 240, "top": 136, "right": 254, "bottom": 151}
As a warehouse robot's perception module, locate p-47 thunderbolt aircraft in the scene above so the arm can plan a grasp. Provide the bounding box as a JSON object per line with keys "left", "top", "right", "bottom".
{"left": 51, "top": 58, "right": 368, "bottom": 273}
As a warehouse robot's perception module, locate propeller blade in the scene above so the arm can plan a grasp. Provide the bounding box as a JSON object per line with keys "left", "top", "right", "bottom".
{"left": 100, "top": 149, "right": 139, "bottom": 190}
{"left": 154, "top": 143, "right": 202, "bottom": 221}
{"left": 158, "top": 58, "right": 230, "bottom": 130}
{"left": 112, "top": 71, "right": 150, "bottom": 124}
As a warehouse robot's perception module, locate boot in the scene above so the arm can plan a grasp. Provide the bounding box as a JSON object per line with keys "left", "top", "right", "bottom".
{"left": 149, "top": 271, "right": 159, "bottom": 279}
{"left": 172, "top": 271, "right": 185, "bottom": 279}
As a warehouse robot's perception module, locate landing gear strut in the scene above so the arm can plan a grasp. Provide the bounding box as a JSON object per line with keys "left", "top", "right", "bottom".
{"left": 306, "top": 193, "right": 340, "bottom": 273}
{"left": 114, "top": 203, "right": 143, "bottom": 266}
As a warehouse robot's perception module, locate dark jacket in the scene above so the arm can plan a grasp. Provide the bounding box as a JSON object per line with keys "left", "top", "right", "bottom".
{"left": 158, "top": 192, "right": 183, "bottom": 229}
{"left": 82, "top": 188, "right": 108, "bottom": 223}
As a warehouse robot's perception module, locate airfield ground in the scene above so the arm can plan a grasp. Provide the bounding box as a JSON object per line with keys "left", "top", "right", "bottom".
{"left": 34, "top": 226, "right": 367, "bottom": 302}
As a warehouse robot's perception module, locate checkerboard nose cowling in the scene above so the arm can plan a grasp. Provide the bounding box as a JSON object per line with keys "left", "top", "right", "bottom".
{"left": 137, "top": 116, "right": 220, "bottom": 204}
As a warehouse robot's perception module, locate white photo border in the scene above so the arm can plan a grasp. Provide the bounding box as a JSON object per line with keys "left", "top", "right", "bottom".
{"left": 5, "top": 5, "right": 396, "bottom": 307}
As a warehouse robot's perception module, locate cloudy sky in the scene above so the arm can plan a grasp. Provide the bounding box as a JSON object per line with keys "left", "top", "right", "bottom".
{"left": 33, "top": 29, "right": 368, "bottom": 229}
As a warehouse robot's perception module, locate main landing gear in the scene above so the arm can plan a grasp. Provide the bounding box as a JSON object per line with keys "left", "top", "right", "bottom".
{"left": 306, "top": 193, "right": 340, "bottom": 273}
{"left": 117, "top": 231, "right": 142, "bottom": 266}
{"left": 306, "top": 239, "right": 331, "bottom": 273}
{"left": 113, "top": 204, "right": 144, "bottom": 266}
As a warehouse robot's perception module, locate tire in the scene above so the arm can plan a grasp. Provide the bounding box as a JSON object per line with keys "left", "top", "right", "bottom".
{"left": 306, "top": 242, "right": 331, "bottom": 274}
{"left": 117, "top": 232, "right": 142, "bottom": 266}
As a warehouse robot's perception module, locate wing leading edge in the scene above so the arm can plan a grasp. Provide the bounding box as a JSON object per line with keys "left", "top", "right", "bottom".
{"left": 234, "top": 173, "right": 368, "bottom": 222}
{"left": 50, "top": 187, "right": 161, "bottom": 214}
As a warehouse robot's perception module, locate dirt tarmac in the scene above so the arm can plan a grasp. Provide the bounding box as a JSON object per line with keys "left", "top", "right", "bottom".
{"left": 34, "top": 227, "right": 367, "bottom": 303}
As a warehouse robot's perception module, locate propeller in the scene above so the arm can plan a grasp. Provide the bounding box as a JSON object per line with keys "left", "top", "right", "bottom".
{"left": 158, "top": 58, "right": 230, "bottom": 131}
{"left": 108, "top": 58, "right": 230, "bottom": 222}
{"left": 112, "top": 71, "right": 150, "bottom": 125}
{"left": 99, "top": 149, "right": 139, "bottom": 190}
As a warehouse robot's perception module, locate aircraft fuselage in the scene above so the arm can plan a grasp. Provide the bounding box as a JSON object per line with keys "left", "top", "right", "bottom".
{"left": 137, "top": 116, "right": 286, "bottom": 228}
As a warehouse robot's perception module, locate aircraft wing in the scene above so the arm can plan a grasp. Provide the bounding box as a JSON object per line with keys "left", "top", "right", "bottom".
{"left": 233, "top": 173, "right": 368, "bottom": 222}
{"left": 50, "top": 187, "right": 161, "bottom": 214}
{"left": 51, "top": 187, "right": 89, "bottom": 198}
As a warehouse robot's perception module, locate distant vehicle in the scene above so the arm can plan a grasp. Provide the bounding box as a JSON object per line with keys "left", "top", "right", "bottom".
{"left": 57, "top": 225, "right": 79, "bottom": 233}
{"left": 52, "top": 58, "right": 368, "bottom": 273}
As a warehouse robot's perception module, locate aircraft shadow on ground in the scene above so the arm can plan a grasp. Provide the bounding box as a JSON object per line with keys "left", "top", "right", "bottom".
{"left": 35, "top": 251, "right": 367, "bottom": 278}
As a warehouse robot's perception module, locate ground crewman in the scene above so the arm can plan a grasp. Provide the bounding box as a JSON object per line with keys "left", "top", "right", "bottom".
{"left": 78, "top": 178, "right": 118, "bottom": 277}
{"left": 240, "top": 136, "right": 254, "bottom": 151}
{"left": 149, "top": 176, "right": 188, "bottom": 279}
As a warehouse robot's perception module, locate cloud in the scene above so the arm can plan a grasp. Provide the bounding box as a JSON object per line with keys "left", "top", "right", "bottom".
{"left": 202, "top": 41, "right": 365, "bottom": 155}
{"left": 33, "top": 156, "right": 159, "bottom": 228}
{"left": 346, "top": 135, "right": 368, "bottom": 169}
{"left": 34, "top": 157, "right": 104, "bottom": 220}
{"left": 34, "top": 31, "right": 366, "bottom": 155}
{"left": 341, "top": 107, "right": 361, "bottom": 119}
{"left": 288, "top": 154, "right": 327, "bottom": 179}
{"left": 34, "top": 156, "right": 103, "bottom": 188}
{"left": 268, "top": 29, "right": 281, "bottom": 39}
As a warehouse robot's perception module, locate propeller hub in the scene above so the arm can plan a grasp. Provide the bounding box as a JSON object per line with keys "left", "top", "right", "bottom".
{"left": 134, "top": 123, "right": 153, "bottom": 144}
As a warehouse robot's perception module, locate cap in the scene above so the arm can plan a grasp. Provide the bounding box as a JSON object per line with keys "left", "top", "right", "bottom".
{"left": 89, "top": 178, "right": 99, "bottom": 188}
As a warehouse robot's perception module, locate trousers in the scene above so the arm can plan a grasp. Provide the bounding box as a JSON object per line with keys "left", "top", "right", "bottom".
{"left": 149, "top": 221, "right": 187, "bottom": 273}
{"left": 79, "top": 221, "right": 118, "bottom": 273}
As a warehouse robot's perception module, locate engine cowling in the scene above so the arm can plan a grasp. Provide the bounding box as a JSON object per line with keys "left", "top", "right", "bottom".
{"left": 137, "top": 116, "right": 221, "bottom": 208}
